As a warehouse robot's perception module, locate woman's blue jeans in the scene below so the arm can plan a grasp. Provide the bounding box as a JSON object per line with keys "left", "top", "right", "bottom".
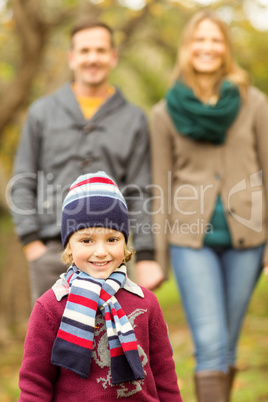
{"left": 170, "top": 245, "right": 264, "bottom": 372}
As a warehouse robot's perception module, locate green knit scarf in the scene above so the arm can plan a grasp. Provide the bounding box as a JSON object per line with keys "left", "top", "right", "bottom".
{"left": 166, "top": 80, "right": 241, "bottom": 144}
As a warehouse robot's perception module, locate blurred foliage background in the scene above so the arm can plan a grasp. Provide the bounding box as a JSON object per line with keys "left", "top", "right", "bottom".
{"left": 0, "top": 0, "right": 268, "bottom": 399}
{"left": 1, "top": 0, "right": 268, "bottom": 176}
{"left": 1, "top": 0, "right": 268, "bottom": 175}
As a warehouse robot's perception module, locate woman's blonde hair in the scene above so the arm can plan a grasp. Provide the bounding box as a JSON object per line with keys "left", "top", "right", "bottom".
{"left": 172, "top": 10, "right": 249, "bottom": 99}
{"left": 61, "top": 242, "right": 135, "bottom": 266}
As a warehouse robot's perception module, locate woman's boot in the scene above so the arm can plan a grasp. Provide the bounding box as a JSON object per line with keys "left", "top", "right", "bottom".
{"left": 194, "top": 370, "right": 229, "bottom": 402}
{"left": 227, "top": 366, "right": 238, "bottom": 401}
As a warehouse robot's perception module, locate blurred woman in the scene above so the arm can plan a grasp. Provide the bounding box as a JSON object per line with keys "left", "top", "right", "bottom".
{"left": 151, "top": 10, "right": 268, "bottom": 402}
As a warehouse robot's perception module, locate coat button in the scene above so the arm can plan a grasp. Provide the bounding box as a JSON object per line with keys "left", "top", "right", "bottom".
{"left": 238, "top": 238, "right": 244, "bottom": 245}
{"left": 215, "top": 173, "right": 221, "bottom": 180}
{"left": 83, "top": 123, "right": 96, "bottom": 133}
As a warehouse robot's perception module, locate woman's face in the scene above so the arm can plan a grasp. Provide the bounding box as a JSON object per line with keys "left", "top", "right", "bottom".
{"left": 189, "top": 18, "right": 226, "bottom": 75}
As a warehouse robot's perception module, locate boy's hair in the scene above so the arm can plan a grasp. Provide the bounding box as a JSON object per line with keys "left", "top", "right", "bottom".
{"left": 70, "top": 20, "right": 114, "bottom": 48}
{"left": 61, "top": 171, "right": 130, "bottom": 249}
{"left": 61, "top": 242, "right": 135, "bottom": 266}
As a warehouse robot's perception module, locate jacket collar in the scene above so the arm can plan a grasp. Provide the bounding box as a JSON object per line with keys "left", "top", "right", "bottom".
{"left": 52, "top": 271, "right": 144, "bottom": 301}
{"left": 54, "top": 82, "right": 126, "bottom": 125}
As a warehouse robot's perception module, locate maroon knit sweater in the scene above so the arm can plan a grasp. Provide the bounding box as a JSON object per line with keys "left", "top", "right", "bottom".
{"left": 19, "top": 287, "right": 182, "bottom": 401}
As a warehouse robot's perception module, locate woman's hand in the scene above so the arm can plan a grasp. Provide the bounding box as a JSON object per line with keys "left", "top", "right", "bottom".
{"left": 264, "top": 264, "right": 268, "bottom": 279}
{"left": 135, "top": 261, "right": 164, "bottom": 290}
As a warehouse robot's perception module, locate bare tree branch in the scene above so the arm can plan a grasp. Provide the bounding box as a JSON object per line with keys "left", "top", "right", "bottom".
{"left": 0, "top": 0, "right": 77, "bottom": 135}
{"left": 117, "top": 0, "right": 161, "bottom": 51}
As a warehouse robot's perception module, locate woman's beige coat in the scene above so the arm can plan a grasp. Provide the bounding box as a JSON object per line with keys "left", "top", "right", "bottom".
{"left": 150, "top": 86, "right": 268, "bottom": 277}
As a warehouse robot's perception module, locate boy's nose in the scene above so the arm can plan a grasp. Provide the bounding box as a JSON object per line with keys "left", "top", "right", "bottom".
{"left": 94, "top": 242, "right": 108, "bottom": 257}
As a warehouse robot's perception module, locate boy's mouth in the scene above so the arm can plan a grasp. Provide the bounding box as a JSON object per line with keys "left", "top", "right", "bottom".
{"left": 90, "top": 261, "right": 110, "bottom": 266}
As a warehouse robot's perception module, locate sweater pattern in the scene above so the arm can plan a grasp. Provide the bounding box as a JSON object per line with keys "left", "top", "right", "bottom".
{"left": 93, "top": 310, "right": 148, "bottom": 398}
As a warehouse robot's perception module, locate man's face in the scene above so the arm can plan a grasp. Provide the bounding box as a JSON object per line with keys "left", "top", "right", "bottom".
{"left": 68, "top": 27, "right": 118, "bottom": 90}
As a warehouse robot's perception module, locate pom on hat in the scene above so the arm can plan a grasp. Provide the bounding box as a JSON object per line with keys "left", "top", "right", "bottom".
{"left": 61, "top": 171, "right": 129, "bottom": 248}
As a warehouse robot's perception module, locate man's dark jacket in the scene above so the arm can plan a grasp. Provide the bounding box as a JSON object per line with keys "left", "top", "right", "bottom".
{"left": 11, "top": 83, "right": 154, "bottom": 260}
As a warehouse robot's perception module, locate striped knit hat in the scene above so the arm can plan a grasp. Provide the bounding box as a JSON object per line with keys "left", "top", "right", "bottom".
{"left": 61, "top": 171, "right": 129, "bottom": 248}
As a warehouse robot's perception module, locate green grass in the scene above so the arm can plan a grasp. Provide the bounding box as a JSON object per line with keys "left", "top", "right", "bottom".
{"left": 0, "top": 273, "right": 267, "bottom": 401}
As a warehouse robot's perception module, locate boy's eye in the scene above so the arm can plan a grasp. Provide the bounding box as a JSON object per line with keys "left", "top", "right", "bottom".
{"left": 107, "top": 237, "right": 118, "bottom": 243}
{"left": 81, "top": 238, "right": 92, "bottom": 244}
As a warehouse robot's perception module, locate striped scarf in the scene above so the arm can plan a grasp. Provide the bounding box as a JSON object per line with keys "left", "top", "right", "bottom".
{"left": 51, "top": 265, "right": 144, "bottom": 384}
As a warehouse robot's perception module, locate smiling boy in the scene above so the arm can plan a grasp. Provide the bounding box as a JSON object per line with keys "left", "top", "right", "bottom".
{"left": 18, "top": 171, "right": 182, "bottom": 401}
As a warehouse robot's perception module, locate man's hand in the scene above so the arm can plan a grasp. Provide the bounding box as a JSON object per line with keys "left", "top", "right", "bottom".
{"left": 135, "top": 260, "right": 164, "bottom": 290}
{"left": 23, "top": 240, "right": 47, "bottom": 262}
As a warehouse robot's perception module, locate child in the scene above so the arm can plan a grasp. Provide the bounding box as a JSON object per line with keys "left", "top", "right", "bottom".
{"left": 19, "top": 171, "right": 182, "bottom": 401}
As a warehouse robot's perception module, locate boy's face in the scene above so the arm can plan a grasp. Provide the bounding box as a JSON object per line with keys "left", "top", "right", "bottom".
{"left": 66, "top": 227, "right": 125, "bottom": 279}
